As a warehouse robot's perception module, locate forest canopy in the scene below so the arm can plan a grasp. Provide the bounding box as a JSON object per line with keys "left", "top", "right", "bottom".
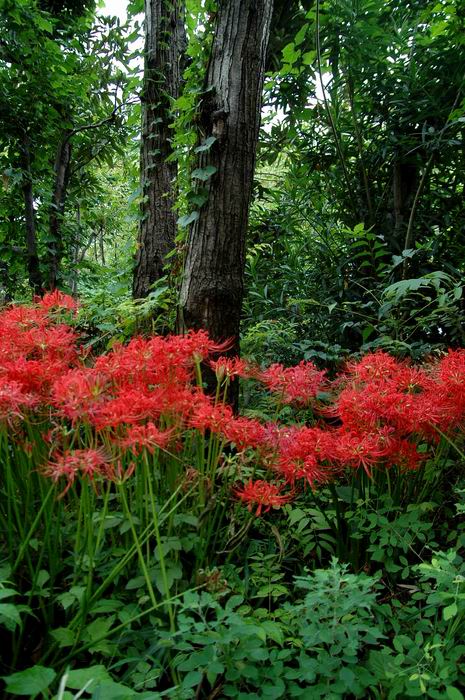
{"left": 1, "top": 0, "right": 463, "bottom": 360}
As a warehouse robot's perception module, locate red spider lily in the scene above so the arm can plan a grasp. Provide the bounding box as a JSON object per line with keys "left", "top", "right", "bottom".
{"left": 94, "top": 336, "right": 191, "bottom": 387}
{"left": 221, "top": 416, "right": 267, "bottom": 450}
{"left": 332, "top": 428, "right": 393, "bottom": 476}
{"left": 234, "top": 479, "right": 293, "bottom": 515}
{"left": 103, "top": 459, "right": 137, "bottom": 484}
{"left": 335, "top": 360, "right": 436, "bottom": 436}
{"left": 90, "top": 385, "right": 198, "bottom": 429}
{"left": 386, "top": 438, "right": 426, "bottom": 471}
{"left": 429, "top": 350, "right": 465, "bottom": 430}
{"left": 0, "top": 304, "right": 49, "bottom": 332}
{"left": 343, "top": 351, "right": 405, "bottom": 384}
{"left": 0, "top": 300, "right": 79, "bottom": 405}
{"left": 210, "top": 357, "right": 258, "bottom": 381}
{"left": 0, "top": 380, "right": 38, "bottom": 423}
{"left": 164, "top": 331, "right": 233, "bottom": 364}
{"left": 120, "top": 422, "right": 173, "bottom": 455}
{"left": 259, "top": 361, "right": 326, "bottom": 405}
{"left": 188, "top": 398, "right": 233, "bottom": 433}
{"left": 277, "top": 426, "right": 338, "bottom": 487}
{"left": 38, "top": 290, "right": 79, "bottom": 313}
{"left": 52, "top": 369, "right": 112, "bottom": 422}
{"left": 44, "top": 448, "right": 110, "bottom": 495}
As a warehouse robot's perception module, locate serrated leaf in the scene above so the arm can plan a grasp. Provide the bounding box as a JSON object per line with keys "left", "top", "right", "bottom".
{"left": 50, "top": 627, "right": 75, "bottom": 648}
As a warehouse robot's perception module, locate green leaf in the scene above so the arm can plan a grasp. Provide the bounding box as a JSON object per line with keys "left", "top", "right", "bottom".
{"left": 443, "top": 602, "right": 458, "bottom": 620}
{"left": 89, "top": 680, "right": 136, "bottom": 698}
{"left": 183, "top": 670, "right": 203, "bottom": 688}
{"left": 0, "top": 603, "right": 21, "bottom": 627}
{"left": 3, "top": 666, "right": 56, "bottom": 696}
{"left": 446, "top": 687, "right": 465, "bottom": 700}
{"left": 302, "top": 51, "right": 316, "bottom": 65}
{"left": 282, "top": 42, "right": 300, "bottom": 65}
{"left": 35, "top": 16, "right": 53, "bottom": 33}
{"left": 191, "top": 165, "right": 217, "bottom": 181}
{"left": 177, "top": 211, "right": 199, "bottom": 227}
{"left": 0, "top": 588, "right": 18, "bottom": 600}
{"left": 194, "top": 136, "right": 217, "bottom": 153}
{"left": 66, "top": 665, "right": 112, "bottom": 691}
{"left": 294, "top": 24, "right": 309, "bottom": 46}
{"left": 50, "top": 627, "right": 75, "bottom": 648}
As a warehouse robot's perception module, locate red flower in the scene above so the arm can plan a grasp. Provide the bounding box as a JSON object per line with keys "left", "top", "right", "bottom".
{"left": 277, "top": 426, "right": 337, "bottom": 487}
{"left": 234, "top": 479, "right": 293, "bottom": 515}
{"left": 44, "top": 448, "right": 110, "bottom": 495}
{"left": 335, "top": 355, "right": 435, "bottom": 436}
{"left": 386, "top": 438, "right": 426, "bottom": 471}
{"left": 188, "top": 398, "right": 233, "bottom": 433}
{"left": 259, "top": 361, "right": 326, "bottom": 405}
{"left": 210, "top": 357, "right": 258, "bottom": 380}
{"left": 0, "top": 380, "right": 37, "bottom": 423}
{"left": 120, "top": 422, "right": 173, "bottom": 455}
{"left": 332, "top": 428, "right": 393, "bottom": 476}
{"left": 38, "top": 290, "right": 79, "bottom": 313}
{"left": 221, "top": 416, "right": 267, "bottom": 450}
{"left": 52, "top": 369, "right": 111, "bottom": 422}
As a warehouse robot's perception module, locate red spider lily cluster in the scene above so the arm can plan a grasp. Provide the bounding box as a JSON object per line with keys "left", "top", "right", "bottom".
{"left": 1, "top": 295, "right": 465, "bottom": 515}
{"left": 0, "top": 291, "right": 79, "bottom": 421}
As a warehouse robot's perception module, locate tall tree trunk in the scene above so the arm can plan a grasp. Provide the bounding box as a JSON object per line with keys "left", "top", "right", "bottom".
{"left": 178, "top": 0, "right": 274, "bottom": 352}
{"left": 20, "top": 140, "right": 43, "bottom": 295}
{"left": 49, "top": 133, "right": 72, "bottom": 289}
{"left": 133, "top": 0, "right": 185, "bottom": 299}
{"left": 391, "top": 159, "right": 417, "bottom": 253}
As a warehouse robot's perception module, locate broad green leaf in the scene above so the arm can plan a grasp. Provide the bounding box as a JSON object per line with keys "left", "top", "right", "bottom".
{"left": 282, "top": 42, "right": 300, "bottom": 65}
{"left": 443, "top": 602, "right": 458, "bottom": 620}
{"left": 191, "top": 166, "right": 217, "bottom": 181}
{"left": 90, "top": 680, "right": 136, "bottom": 699}
{"left": 66, "top": 666, "right": 112, "bottom": 691}
{"left": 3, "top": 666, "right": 56, "bottom": 696}
{"left": 0, "top": 603, "right": 21, "bottom": 627}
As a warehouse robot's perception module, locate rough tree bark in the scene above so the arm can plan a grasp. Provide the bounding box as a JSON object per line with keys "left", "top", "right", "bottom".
{"left": 20, "top": 139, "right": 43, "bottom": 295}
{"left": 178, "top": 0, "right": 274, "bottom": 352}
{"left": 133, "top": 0, "right": 185, "bottom": 299}
{"left": 49, "top": 133, "right": 72, "bottom": 289}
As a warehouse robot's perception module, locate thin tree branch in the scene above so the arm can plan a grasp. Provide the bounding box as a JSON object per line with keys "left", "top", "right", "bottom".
{"left": 315, "top": 0, "right": 359, "bottom": 220}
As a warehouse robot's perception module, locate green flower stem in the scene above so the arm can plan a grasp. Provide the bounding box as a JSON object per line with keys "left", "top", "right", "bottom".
{"left": 144, "top": 451, "right": 175, "bottom": 631}
{"left": 117, "top": 481, "right": 157, "bottom": 607}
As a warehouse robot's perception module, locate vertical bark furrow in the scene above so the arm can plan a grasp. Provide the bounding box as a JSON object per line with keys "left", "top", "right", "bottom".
{"left": 179, "top": 0, "right": 274, "bottom": 350}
